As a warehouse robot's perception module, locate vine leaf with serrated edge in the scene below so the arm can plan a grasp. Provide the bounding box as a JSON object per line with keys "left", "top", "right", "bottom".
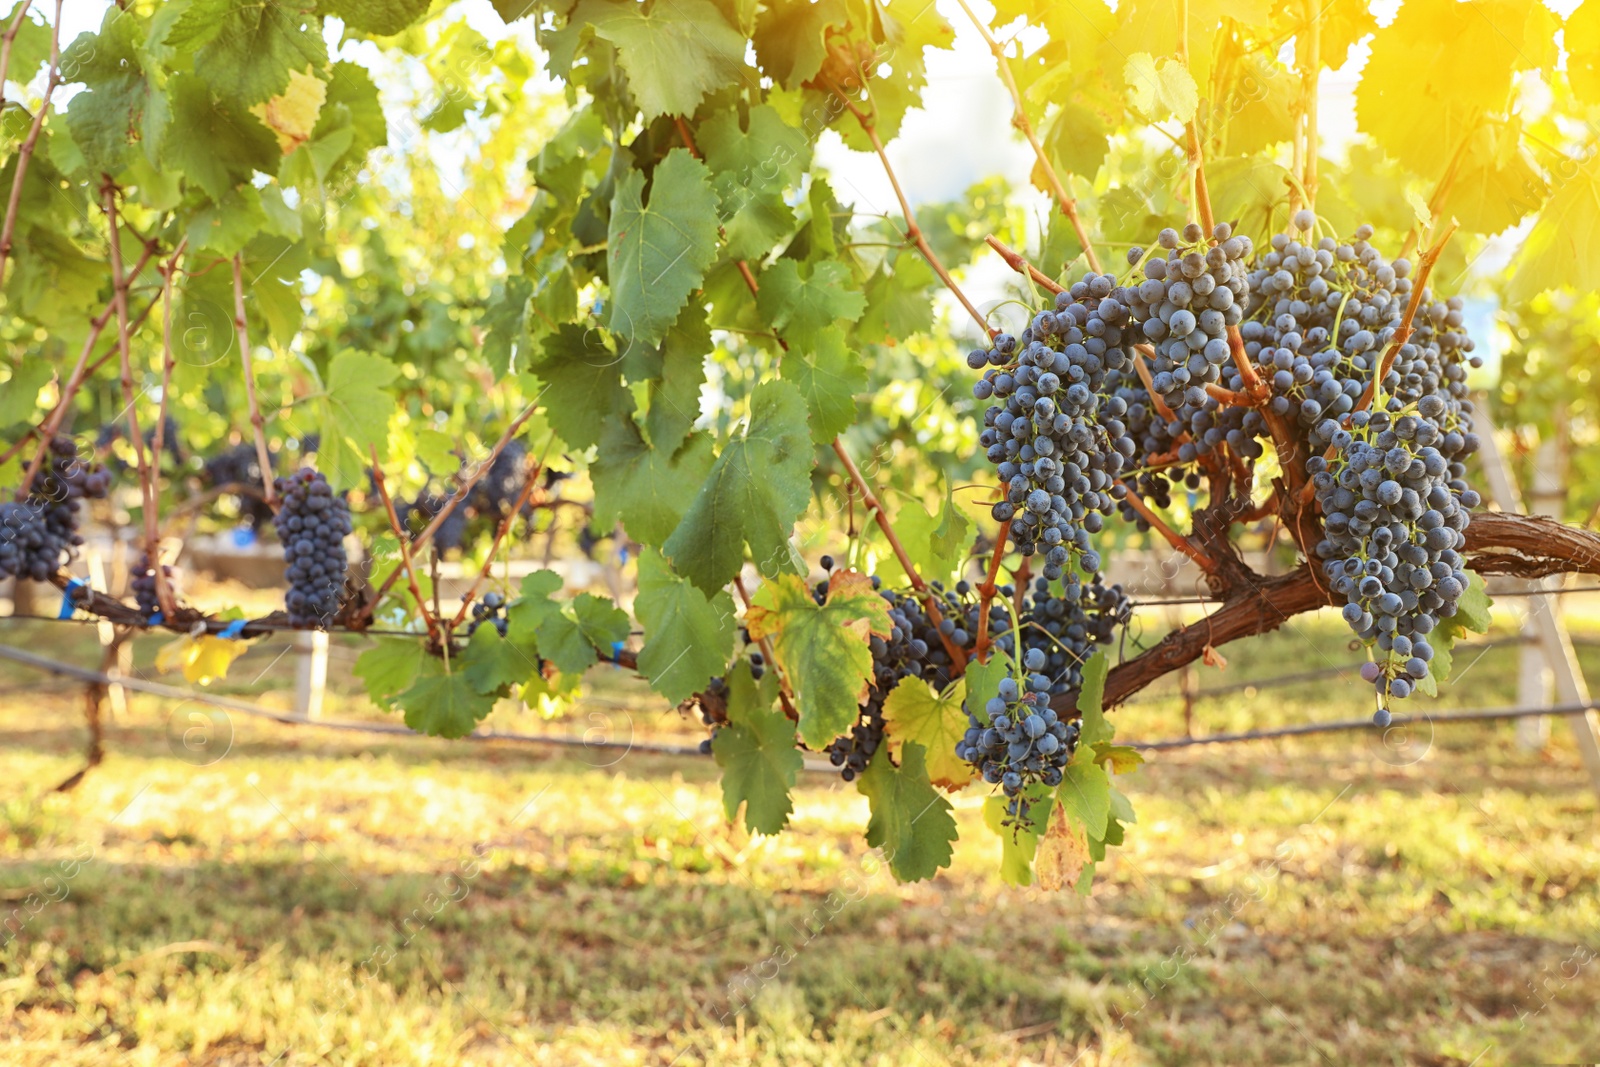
{"left": 634, "top": 548, "right": 737, "bottom": 704}
{"left": 881, "top": 676, "right": 973, "bottom": 790}
{"left": 746, "top": 569, "right": 891, "bottom": 748}
{"left": 858, "top": 741, "right": 958, "bottom": 883}
{"left": 712, "top": 660, "right": 803, "bottom": 835}
{"left": 661, "top": 379, "right": 813, "bottom": 596}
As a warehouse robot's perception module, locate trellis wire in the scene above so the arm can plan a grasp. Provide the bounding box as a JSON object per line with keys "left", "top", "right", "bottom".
{"left": 2, "top": 643, "right": 1593, "bottom": 761}
{"left": 3, "top": 578, "right": 1596, "bottom": 641}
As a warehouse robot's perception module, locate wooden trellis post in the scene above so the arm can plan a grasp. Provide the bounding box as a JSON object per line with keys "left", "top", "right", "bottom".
{"left": 1473, "top": 400, "right": 1600, "bottom": 795}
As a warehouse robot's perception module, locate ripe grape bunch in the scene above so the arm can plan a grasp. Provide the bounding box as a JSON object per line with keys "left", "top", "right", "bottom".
{"left": 273, "top": 468, "right": 352, "bottom": 628}
{"left": 969, "top": 271, "right": 1141, "bottom": 579}
{"left": 466, "top": 590, "right": 509, "bottom": 636}
{"left": 130, "top": 553, "right": 175, "bottom": 618}
{"left": 956, "top": 651, "right": 1079, "bottom": 823}
{"left": 0, "top": 437, "right": 111, "bottom": 583}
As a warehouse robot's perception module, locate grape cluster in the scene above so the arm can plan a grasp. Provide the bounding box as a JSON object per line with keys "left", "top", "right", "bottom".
{"left": 395, "top": 491, "right": 469, "bottom": 553}
{"left": 273, "top": 468, "right": 352, "bottom": 628}
{"left": 1129, "top": 222, "right": 1252, "bottom": 422}
{"left": 130, "top": 553, "right": 175, "bottom": 618}
{"left": 0, "top": 437, "right": 110, "bottom": 583}
{"left": 1242, "top": 215, "right": 1408, "bottom": 428}
{"left": 1015, "top": 574, "right": 1131, "bottom": 699}
{"left": 970, "top": 276, "right": 1138, "bottom": 577}
{"left": 956, "top": 663, "right": 1079, "bottom": 821}
{"left": 202, "top": 443, "right": 277, "bottom": 531}
{"left": 1312, "top": 406, "right": 1480, "bottom": 720}
{"left": 466, "top": 590, "right": 508, "bottom": 636}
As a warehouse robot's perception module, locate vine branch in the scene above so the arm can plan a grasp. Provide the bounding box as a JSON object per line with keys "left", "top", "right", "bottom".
{"left": 831, "top": 439, "right": 968, "bottom": 670}
{"left": 828, "top": 77, "right": 994, "bottom": 339}
{"left": 232, "top": 254, "right": 277, "bottom": 508}
{"left": 0, "top": 0, "right": 60, "bottom": 290}
{"left": 984, "top": 235, "right": 1064, "bottom": 294}
{"left": 14, "top": 243, "right": 160, "bottom": 497}
{"left": 147, "top": 239, "right": 188, "bottom": 617}
{"left": 103, "top": 185, "right": 170, "bottom": 618}
{"left": 448, "top": 436, "right": 551, "bottom": 630}
{"left": 954, "top": 0, "right": 1101, "bottom": 273}
{"left": 369, "top": 447, "right": 441, "bottom": 648}
{"left": 355, "top": 398, "right": 544, "bottom": 624}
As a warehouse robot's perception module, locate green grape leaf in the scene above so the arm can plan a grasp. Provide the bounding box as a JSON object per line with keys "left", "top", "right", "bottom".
{"left": 544, "top": 593, "right": 631, "bottom": 677}
{"left": 963, "top": 654, "right": 1012, "bottom": 725}
{"left": 1222, "top": 54, "right": 1297, "bottom": 155}
{"left": 606, "top": 148, "right": 720, "bottom": 349}
{"left": 856, "top": 254, "right": 936, "bottom": 345}
{"left": 881, "top": 676, "right": 973, "bottom": 789}
{"left": 317, "top": 0, "right": 432, "bottom": 35}
{"left": 662, "top": 379, "right": 814, "bottom": 595}
{"left": 781, "top": 324, "right": 865, "bottom": 443}
{"left": 0, "top": 360, "right": 54, "bottom": 426}
{"left": 636, "top": 305, "right": 710, "bottom": 456}
{"left": 3, "top": 3, "right": 49, "bottom": 84}
{"left": 881, "top": 485, "right": 970, "bottom": 589}
{"left": 526, "top": 324, "right": 634, "bottom": 451}
{"left": 310, "top": 351, "right": 400, "bottom": 491}
{"left": 321, "top": 61, "right": 387, "bottom": 162}
{"left": 167, "top": 0, "right": 328, "bottom": 107}
{"left": 746, "top": 570, "right": 890, "bottom": 747}
{"left": 354, "top": 636, "right": 424, "bottom": 709}
{"left": 1057, "top": 758, "right": 1112, "bottom": 842}
{"left": 1041, "top": 100, "right": 1109, "bottom": 183}
{"left": 592, "top": 421, "right": 716, "bottom": 548}
{"left": 187, "top": 185, "right": 269, "bottom": 256}
{"left": 162, "top": 72, "right": 281, "bottom": 200}
{"left": 712, "top": 661, "right": 801, "bottom": 834}
{"left": 1437, "top": 123, "right": 1545, "bottom": 235}
{"left": 1453, "top": 570, "right": 1494, "bottom": 635}
{"left": 750, "top": 0, "right": 848, "bottom": 88}
{"left": 756, "top": 259, "right": 866, "bottom": 350}
{"left": 635, "top": 548, "right": 737, "bottom": 703}
{"left": 1073, "top": 650, "right": 1112, "bottom": 756}
{"left": 459, "top": 624, "right": 541, "bottom": 696}
{"left": 574, "top": 0, "right": 746, "bottom": 120}
{"left": 1509, "top": 162, "right": 1600, "bottom": 302}
{"left": 826, "top": 4, "right": 953, "bottom": 152}
{"left": 699, "top": 103, "right": 812, "bottom": 261}
{"left": 505, "top": 570, "right": 566, "bottom": 633}
{"left": 858, "top": 741, "right": 958, "bottom": 883}
{"left": 60, "top": 9, "right": 163, "bottom": 176}
{"left": 396, "top": 660, "right": 498, "bottom": 739}
{"left": 983, "top": 787, "right": 1052, "bottom": 887}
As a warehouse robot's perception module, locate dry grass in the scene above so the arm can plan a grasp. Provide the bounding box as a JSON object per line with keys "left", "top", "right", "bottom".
{"left": 0, "top": 612, "right": 1597, "bottom": 1066}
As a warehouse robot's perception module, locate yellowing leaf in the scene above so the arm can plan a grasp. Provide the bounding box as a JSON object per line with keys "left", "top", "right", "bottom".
{"left": 880, "top": 676, "right": 973, "bottom": 790}
{"left": 1571, "top": 0, "right": 1600, "bottom": 105}
{"left": 746, "top": 569, "right": 891, "bottom": 747}
{"left": 1405, "top": 188, "right": 1434, "bottom": 232}
{"left": 156, "top": 634, "right": 251, "bottom": 686}
{"left": 1036, "top": 799, "right": 1092, "bottom": 892}
{"left": 1355, "top": 0, "right": 1549, "bottom": 177}
{"left": 1509, "top": 160, "right": 1600, "bottom": 302}
{"left": 1123, "top": 52, "right": 1197, "bottom": 123}
{"left": 249, "top": 67, "right": 328, "bottom": 154}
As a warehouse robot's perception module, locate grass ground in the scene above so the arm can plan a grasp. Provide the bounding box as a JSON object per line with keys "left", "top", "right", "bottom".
{"left": 1, "top": 606, "right": 1598, "bottom": 1066}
